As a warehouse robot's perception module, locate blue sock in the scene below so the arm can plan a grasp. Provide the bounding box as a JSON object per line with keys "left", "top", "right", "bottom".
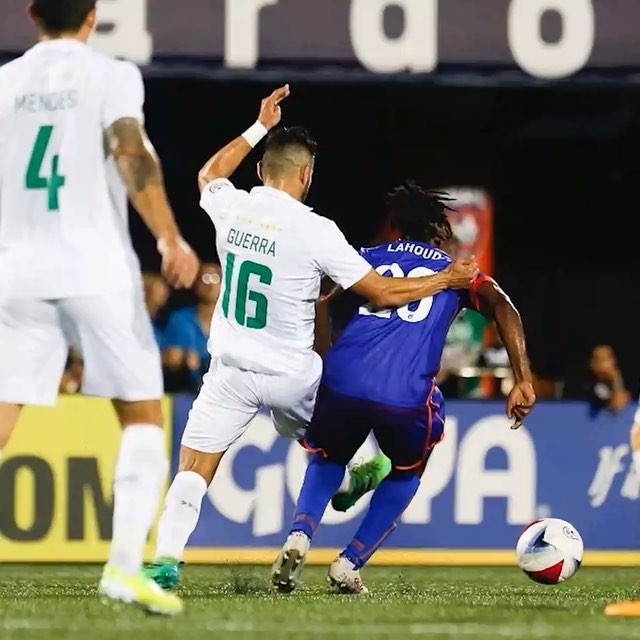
{"left": 290, "top": 454, "right": 345, "bottom": 540}
{"left": 342, "top": 474, "right": 421, "bottom": 569}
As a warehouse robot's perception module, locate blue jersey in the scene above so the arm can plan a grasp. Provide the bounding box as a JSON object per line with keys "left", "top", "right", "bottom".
{"left": 323, "top": 240, "right": 485, "bottom": 408}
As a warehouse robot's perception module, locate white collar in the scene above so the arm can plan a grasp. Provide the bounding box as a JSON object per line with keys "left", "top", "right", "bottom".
{"left": 27, "top": 39, "right": 87, "bottom": 55}
{"left": 250, "top": 186, "right": 313, "bottom": 212}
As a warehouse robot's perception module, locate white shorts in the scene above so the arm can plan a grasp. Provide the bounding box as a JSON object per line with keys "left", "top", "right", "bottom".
{"left": 182, "top": 354, "right": 322, "bottom": 453}
{"left": 0, "top": 289, "right": 162, "bottom": 406}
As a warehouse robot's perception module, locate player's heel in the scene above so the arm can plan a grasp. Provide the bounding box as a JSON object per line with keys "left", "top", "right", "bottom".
{"left": 327, "top": 556, "right": 369, "bottom": 595}
{"left": 142, "top": 557, "right": 183, "bottom": 590}
{"left": 271, "top": 532, "right": 310, "bottom": 593}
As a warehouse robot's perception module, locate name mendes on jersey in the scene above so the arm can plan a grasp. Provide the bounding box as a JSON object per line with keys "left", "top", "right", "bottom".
{"left": 386, "top": 243, "right": 452, "bottom": 262}
{"left": 227, "top": 227, "right": 276, "bottom": 257}
{"left": 14, "top": 90, "right": 79, "bottom": 114}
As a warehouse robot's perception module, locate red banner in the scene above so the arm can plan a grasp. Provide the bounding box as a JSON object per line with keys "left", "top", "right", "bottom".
{"left": 444, "top": 189, "right": 494, "bottom": 276}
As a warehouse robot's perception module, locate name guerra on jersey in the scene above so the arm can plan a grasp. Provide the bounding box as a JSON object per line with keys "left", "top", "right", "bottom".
{"left": 227, "top": 227, "right": 276, "bottom": 257}
{"left": 15, "top": 90, "right": 79, "bottom": 114}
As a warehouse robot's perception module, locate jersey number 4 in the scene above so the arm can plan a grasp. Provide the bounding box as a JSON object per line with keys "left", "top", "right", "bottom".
{"left": 359, "top": 263, "right": 437, "bottom": 323}
{"left": 221, "top": 253, "right": 272, "bottom": 329}
{"left": 25, "top": 125, "right": 66, "bottom": 212}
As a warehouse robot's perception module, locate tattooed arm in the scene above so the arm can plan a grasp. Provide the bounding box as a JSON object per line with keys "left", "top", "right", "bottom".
{"left": 106, "top": 118, "right": 177, "bottom": 243}
{"left": 105, "top": 118, "right": 199, "bottom": 288}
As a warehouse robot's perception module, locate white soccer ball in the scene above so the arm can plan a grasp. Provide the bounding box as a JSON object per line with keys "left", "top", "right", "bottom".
{"left": 516, "top": 518, "right": 583, "bottom": 584}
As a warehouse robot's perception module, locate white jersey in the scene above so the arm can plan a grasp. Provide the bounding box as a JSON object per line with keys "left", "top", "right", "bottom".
{"left": 200, "top": 179, "right": 371, "bottom": 375}
{"left": 0, "top": 39, "right": 143, "bottom": 299}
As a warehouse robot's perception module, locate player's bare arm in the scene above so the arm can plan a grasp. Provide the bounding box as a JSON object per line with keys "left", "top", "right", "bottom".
{"left": 322, "top": 257, "right": 479, "bottom": 308}
{"left": 106, "top": 117, "right": 199, "bottom": 289}
{"left": 198, "top": 85, "right": 290, "bottom": 191}
{"left": 318, "top": 281, "right": 343, "bottom": 305}
{"left": 313, "top": 277, "right": 335, "bottom": 357}
{"left": 351, "top": 257, "right": 479, "bottom": 309}
{"left": 474, "top": 279, "right": 536, "bottom": 428}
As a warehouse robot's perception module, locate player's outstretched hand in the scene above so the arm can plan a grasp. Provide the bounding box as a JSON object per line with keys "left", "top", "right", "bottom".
{"left": 506, "top": 381, "right": 536, "bottom": 430}
{"left": 445, "top": 257, "right": 479, "bottom": 289}
{"left": 258, "top": 85, "right": 290, "bottom": 131}
{"left": 158, "top": 236, "right": 200, "bottom": 289}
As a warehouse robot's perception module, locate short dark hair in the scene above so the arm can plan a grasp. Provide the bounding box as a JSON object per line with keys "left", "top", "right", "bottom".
{"left": 387, "top": 181, "right": 454, "bottom": 246}
{"left": 30, "top": 0, "right": 96, "bottom": 34}
{"left": 261, "top": 126, "right": 318, "bottom": 178}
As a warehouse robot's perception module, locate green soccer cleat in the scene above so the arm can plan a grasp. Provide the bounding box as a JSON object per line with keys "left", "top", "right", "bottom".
{"left": 142, "top": 557, "right": 183, "bottom": 590}
{"left": 331, "top": 454, "right": 392, "bottom": 512}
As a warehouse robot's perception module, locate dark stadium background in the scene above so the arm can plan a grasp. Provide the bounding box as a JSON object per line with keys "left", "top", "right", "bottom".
{"left": 130, "top": 77, "right": 640, "bottom": 392}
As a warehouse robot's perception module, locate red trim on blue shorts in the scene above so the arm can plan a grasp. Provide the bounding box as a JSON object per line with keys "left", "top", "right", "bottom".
{"left": 395, "top": 381, "right": 442, "bottom": 471}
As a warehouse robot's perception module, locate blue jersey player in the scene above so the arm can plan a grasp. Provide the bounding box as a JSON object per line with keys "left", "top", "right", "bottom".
{"left": 272, "top": 183, "right": 535, "bottom": 594}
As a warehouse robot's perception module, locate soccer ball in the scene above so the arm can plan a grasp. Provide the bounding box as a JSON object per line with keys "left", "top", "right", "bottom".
{"left": 516, "top": 518, "right": 583, "bottom": 584}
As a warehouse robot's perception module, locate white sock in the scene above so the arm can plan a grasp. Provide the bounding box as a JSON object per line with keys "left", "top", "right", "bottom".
{"left": 633, "top": 450, "right": 640, "bottom": 476}
{"left": 108, "top": 424, "right": 167, "bottom": 575}
{"left": 154, "top": 470, "right": 208, "bottom": 562}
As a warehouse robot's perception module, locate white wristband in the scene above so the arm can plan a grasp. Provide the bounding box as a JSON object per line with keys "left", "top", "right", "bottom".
{"left": 242, "top": 120, "right": 269, "bottom": 148}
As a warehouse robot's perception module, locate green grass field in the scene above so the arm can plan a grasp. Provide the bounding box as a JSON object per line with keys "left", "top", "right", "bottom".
{"left": 2, "top": 566, "right": 640, "bottom": 640}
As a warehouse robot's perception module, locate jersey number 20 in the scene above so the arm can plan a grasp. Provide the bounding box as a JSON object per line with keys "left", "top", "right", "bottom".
{"left": 25, "top": 125, "right": 66, "bottom": 212}
{"left": 359, "top": 264, "right": 436, "bottom": 323}
{"left": 221, "top": 253, "right": 272, "bottom": 329}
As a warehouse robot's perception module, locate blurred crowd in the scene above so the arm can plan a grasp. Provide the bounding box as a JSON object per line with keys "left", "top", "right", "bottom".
{"left": 438, "top": 315, "right": 632, "bottom": 413}
{"left": 58, "top": 263, "right": 633, "bottom": 413}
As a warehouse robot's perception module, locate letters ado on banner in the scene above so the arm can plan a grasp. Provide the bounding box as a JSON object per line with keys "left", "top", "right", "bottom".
{"left": 90, "top": 0, "right": 612, "bottom": 80}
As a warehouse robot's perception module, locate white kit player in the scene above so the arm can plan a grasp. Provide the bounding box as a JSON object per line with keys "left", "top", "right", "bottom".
{"left": 0, "top": 0, "right": 198, "bottom": 615}
{"left": 143, "top": 85, "right": 479, "bottom": 588}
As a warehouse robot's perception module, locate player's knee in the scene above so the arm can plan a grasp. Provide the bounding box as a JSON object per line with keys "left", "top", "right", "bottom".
{"left": 178, "top": 445, "right": 224, "bottom": 485}
{"left": 112, "top": 398, "right": 163, "bottom": 428}
{"left": 0, "top": 426, "right": 15, "bottom": 449}
{"left": 0, "top": 403, "right": 22, "bottom": 448}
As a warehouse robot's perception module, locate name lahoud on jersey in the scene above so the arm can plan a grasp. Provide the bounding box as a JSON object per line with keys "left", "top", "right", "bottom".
{"left": 227, "top": 227, "right": 276, "bottom": 257}
{"left": 205, "top": 411, "right": 538, "bottom": 537}
{"left": 385, "top": 242, "right": 452, "bottom": 262}
{"left": 15, "top": 90, "right": 79, "bottom": 114}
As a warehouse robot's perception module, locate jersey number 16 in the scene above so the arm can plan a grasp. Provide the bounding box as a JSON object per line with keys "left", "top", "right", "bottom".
{"left": 221, "top": 253, "right": 272, "bottom": 330}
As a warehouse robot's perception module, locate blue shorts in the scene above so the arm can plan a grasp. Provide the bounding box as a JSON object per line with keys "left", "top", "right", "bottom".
{"left": 302, "top": 383, "right": 445, "bottom": 471}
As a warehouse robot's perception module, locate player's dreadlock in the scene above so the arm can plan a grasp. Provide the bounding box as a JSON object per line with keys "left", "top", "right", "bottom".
{"left": 386, "top": 180, "right": 455, "bottom": 247}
